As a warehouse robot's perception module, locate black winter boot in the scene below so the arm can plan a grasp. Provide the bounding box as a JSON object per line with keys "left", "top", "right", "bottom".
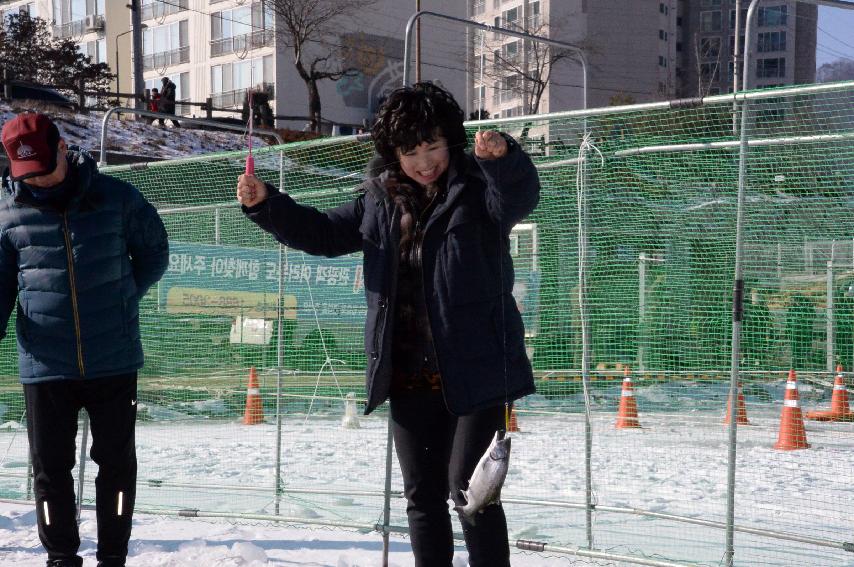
{"left": 97, "top": 561, "right": 126, "bottom": 567}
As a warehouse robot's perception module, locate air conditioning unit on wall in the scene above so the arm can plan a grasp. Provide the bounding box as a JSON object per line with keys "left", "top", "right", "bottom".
{"left": 84, "top": 14, "right": 103, "bottom": 32}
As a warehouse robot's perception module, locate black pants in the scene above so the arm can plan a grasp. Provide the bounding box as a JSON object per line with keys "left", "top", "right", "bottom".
{"left": 390, "top": 391, "right": 510, "bottom": 567}
{"left": 24, "top": 372, "right": 138, "bottom": 564}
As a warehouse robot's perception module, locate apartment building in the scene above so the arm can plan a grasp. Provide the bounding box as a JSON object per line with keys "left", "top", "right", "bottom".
{"left": 678, "top": 0, "right": 817, "bottom": 97}
{"left": 468, "top": 0, "right": 679, "bottom": 118}
{"left": 468, "top": 0, "right": 817, "bottom": 118}
{"left": 1, "top": 0, "right": 467, "bottom": 133}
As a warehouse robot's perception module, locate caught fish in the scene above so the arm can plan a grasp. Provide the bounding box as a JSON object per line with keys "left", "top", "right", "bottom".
{"left": 454, "top": 431, "right": 511, "bottom": 524}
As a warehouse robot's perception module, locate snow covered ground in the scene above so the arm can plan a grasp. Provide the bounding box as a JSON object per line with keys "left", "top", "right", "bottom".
{"left": 1, "top": 385, "right": 853, "bottom": 566}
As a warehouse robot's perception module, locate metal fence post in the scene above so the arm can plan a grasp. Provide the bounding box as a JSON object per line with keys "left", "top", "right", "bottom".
{"left": 274, "top": 149, "right": 287, "bottom": 515}
{"left": 76, "top": 413, "right": 89, "bottom": 522}
{"left": 274, "top": 241, "right": 285, "bottom": 516}
{"left": 2, "top": 68, "right": 12, "bottom": 101}
{"left": 76, "top": 78, "right": 86, "bottom": 113}
{"left": 381, "top": 414, "right": 394, "bottom": 566}
{"left": 828, "top": 260, "right": 835, "bottom": 372}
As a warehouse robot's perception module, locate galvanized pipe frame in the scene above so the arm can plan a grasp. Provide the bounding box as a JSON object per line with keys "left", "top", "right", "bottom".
{"left": 728, "top": 2, "right": 854, "bottom": 565}
{"left": 97, "top": 107, "right": 285, "bottom": 167}
{"left": 83, "top": 66, "right": 854, "bottom": 565}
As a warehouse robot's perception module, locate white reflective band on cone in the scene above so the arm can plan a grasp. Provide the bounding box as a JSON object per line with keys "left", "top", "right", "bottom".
{"left": 117, "top": 491, "right": 124, "bottom": 516}
{"left": 247, "top": 388, "right": 260, "bottom": 395}
{"left": 43, "top": 501, "right": 50, "bottom": 526}
{"left": 621, "top": 391, "right": 635, "bottom": 397}
{"left": 786, "top": 382, "right": 797, "bottom": 390}
{"left": 834, "top": 384, "right": 846, "bottom": 390}
{"left": 784, "top": 399, "right": 799, "bottom": 407}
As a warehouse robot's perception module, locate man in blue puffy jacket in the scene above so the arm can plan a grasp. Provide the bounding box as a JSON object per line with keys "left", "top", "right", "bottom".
{"left": 0, "top": 112, "right": 169, "bottom": 567}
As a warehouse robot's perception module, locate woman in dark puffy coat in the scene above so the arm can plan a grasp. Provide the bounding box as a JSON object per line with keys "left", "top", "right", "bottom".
{"left": 237, "top": 82, "right": 540, "bottom": 566}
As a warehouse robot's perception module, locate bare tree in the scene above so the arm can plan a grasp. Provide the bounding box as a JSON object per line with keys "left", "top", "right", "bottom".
{"left": 471, "top": 16, "right": 581, "bottom": 116}
{"left": 817, "top": 59, "right": 854, "bottom": 83}
{"left": 265, "top": 0, "right": 376, "bottom": 133}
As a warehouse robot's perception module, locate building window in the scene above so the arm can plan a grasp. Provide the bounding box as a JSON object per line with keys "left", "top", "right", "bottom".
{"left": 499, "top": 74, "right": 521, "bottom": 103}
{"left": 472, "top": 85, "right": 486, "bottom": 108}
{"left": 729, "top": 8, "right": 747, "bottom": 29}
{"left": 756, "top": 57, "right": 786, "bottom": 78}
{"left": 659, "top": 29, "right": 668, "bottom": 41}
{"left": 699, "top": 37, "right": 721, "bottom": 59}
{"left": 503, "top": 40, "right": 520, "bottom": 65}
{"left": 80, "top": 38, "right": 106, "bottom": 64}
{"left": 140, "top": 0, "right": 188, "bottom": 21}
{"left": 700, "top": 62, "right": 721, "bottom": 82}
{"left": 210, "top": 55, "right": 274, "bottom": 93}
{"left": 700, "top": 11, "right": 722, "bottom": 32}
{"left": 676, "top": 41, "right": 682, "bottom": 52}
{"left": 758, "top": 5, "right": 787, "bottom": 27}
{"left": 758, "top": 31, "right": 786, "bottom": 52}
{"left": 659, "top": 3, "right": 669, "bottom": 15}
{"left": 142, "top": 19, "right": 190, "bottom": 70}
{"left": 502, "top": 7, "right": 519, "bottom": 29}
{"left": 676, "top": 16, "right": 682, "bottom": 26}
{"left": 52, "top": 0, "right": 105, "bottom": 37}
{"left": 528, "top": 1, "right": 540, "bottom": 29}
{"left": 471, "top": 0, "right": 485, "bottom": 16}
{"left": 211, "top": 4, "right": 270, "bottom": 57}
{"left": 658, "top": 55, "right": 667, "bottom": 67}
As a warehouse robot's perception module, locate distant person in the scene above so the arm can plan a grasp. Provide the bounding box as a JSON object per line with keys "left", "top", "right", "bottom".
{"left": 148, "top": 88, "right": 162, "bottom": 126}
{"left": 158, "top": 77, "right": 180, "bottom": 128}
{"left": 0, "top": 112, "right": 169, "bottom": 567}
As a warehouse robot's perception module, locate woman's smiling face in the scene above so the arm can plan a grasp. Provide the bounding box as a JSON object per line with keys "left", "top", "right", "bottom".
{"left": 396, "top": 134, "right": 450, "bottom": 188}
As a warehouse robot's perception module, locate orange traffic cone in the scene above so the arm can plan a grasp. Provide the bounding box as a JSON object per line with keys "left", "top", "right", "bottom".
{"left": 723, "top": 381, "right": 751, "bottom": 425}
{"left": 616, "top": 367, "right": 641, "bottom": 429}
{"left": 243, "top": 367, "right": 264, "bottom": 425}
{"left": 508, "top": 408, "right": 520, "bottom": 433}
{"left": 806, "top": 364, "right": 853, "bottom": 422}
{"left": 774, "top": 370, "right": 809, "bottom": 450}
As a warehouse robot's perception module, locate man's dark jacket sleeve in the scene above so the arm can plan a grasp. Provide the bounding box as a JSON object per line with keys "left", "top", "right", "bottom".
{"left": 126, "top": 188, "right": 169, "bottom": 298}
{"left": 0, "top": 228, "right": 18, "bottom": 341}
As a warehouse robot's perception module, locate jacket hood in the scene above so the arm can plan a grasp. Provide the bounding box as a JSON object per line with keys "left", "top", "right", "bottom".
{"left": 2, "top": 145, "right": 98, "bottom": 202}
{"left": 362, "top": 151, "right": 470, "bottom": 205}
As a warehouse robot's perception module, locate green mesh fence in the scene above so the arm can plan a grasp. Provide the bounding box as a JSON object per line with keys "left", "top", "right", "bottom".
{"left": 0, "top": 81, "right": 853, "bottom": 566}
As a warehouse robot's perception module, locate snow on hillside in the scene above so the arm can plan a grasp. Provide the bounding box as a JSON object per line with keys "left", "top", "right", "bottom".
{"left": 0, "top": 100, "right": 267, "bottom": 163}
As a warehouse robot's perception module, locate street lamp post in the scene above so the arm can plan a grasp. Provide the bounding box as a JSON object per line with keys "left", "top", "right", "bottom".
{"left": 115, "top": 24, "right": 146, "bottom": 106}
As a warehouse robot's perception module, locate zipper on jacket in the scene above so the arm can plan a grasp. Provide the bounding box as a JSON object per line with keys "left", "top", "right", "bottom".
{"left": 62, "top": 213, "right": 85, "bottom": 377}
{"left": 370, "top": 203, "right": 399, "bottom": 385}
{"left": 413, "top": 191, "right": 452, "bottom": 411}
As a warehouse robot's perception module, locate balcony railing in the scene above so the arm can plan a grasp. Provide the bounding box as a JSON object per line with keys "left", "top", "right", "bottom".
{"left": 142, "top": 46, "right": 190, "bottom": 71}
{"left": 53, "top": 16, "right": 103, "bottom": 38}
{"left": 210, "top": 30, "right": 273, "bottom": 57}
{"left": 141, "top": 0, "right": 189, "bottom": 21}
{"left": 211, "top": 82, "right": 275, "bottom": 109}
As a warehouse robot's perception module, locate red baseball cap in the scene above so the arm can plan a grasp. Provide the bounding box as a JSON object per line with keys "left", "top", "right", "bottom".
{"left": 1, "top": 113, "right": 60, "bottom": 181}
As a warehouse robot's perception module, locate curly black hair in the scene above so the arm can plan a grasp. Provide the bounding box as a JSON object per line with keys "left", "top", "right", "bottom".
{"left": 371, "top": 82, "right": 467, "bottom": 173}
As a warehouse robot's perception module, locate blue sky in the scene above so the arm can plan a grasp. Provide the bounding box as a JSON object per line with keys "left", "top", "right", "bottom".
{"left": 816, "top": 5, "right": 854, "bottom": 67}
